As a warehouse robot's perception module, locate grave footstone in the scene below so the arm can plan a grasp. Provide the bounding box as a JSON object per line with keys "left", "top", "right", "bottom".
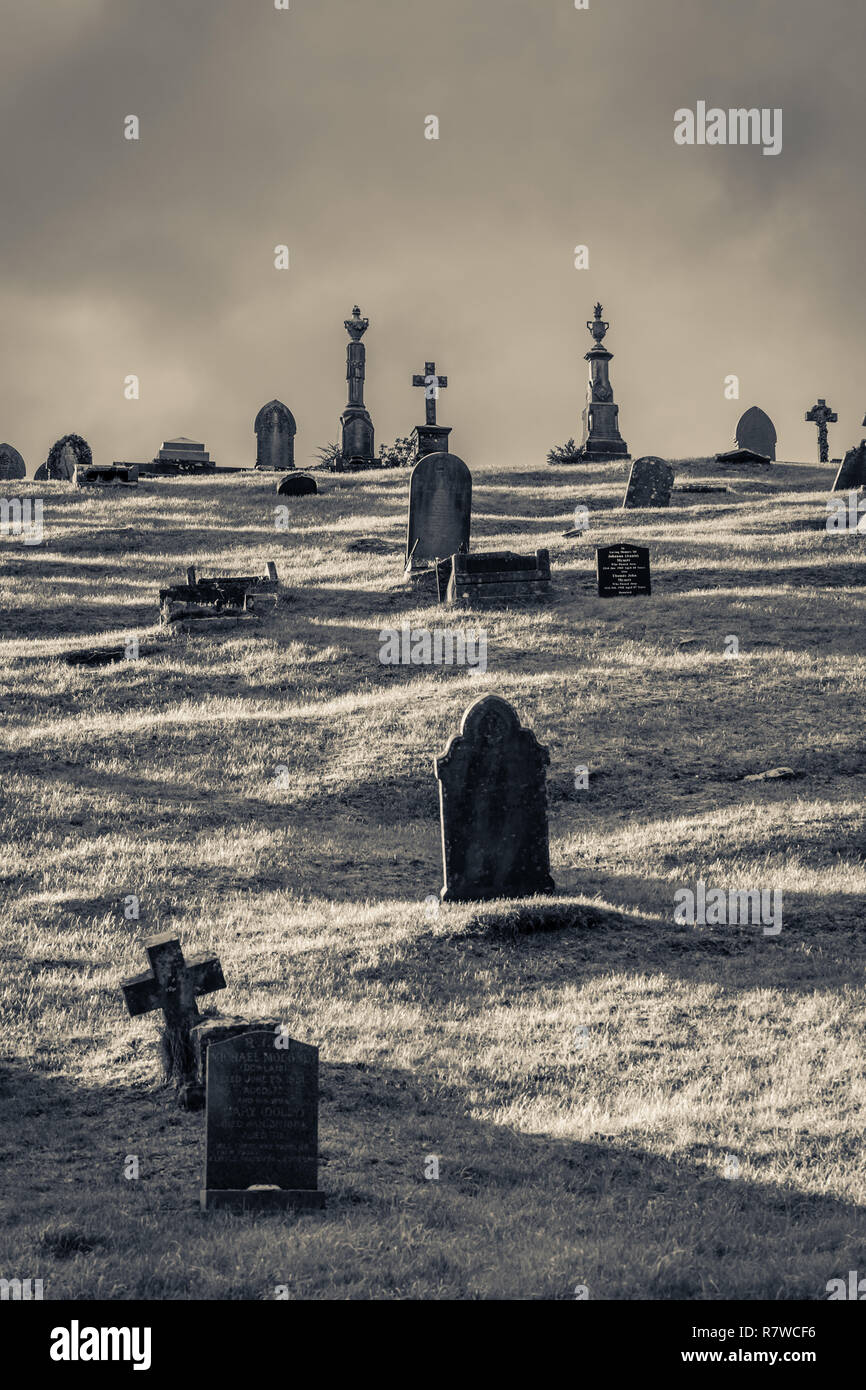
{"left": 200, "top": 1029, "right": 325, "bottom": 1211}
{"left": 405, "top": 452, "right": 472, "bottom": 569}
{"left": 623, "top": 457, "right": 674, "bottom": 508}
{"left": 0, "top": 443, "right": 26, "bottom": 480}
{"left": 255, "top": 400, "right": 297, "bottom": 472}
{"left": 831, "top": 443, "right": 866, "bottom": 492}
{"left": 597, "top": 542, "right": 651, "bottom": 596}
{"left": 434, "top": 695, "right": 555, "bottom": 902}
{"left": 276, "top": 472, "right": 317, "bottom": 496}
{"left": 735, "top": 406, "right": 777, "bottom": 461}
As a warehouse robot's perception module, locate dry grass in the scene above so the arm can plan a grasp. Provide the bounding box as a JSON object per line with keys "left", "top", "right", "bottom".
{"left": 1, "top": 456, "right": 864, "bottom": 1299}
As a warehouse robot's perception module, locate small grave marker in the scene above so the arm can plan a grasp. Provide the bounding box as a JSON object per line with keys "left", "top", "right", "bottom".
{"left": 596, "top": 542, "right": 651, "bottom": 597}
{"left": 120, "top": 933, "right": 226, "bottom": 1082}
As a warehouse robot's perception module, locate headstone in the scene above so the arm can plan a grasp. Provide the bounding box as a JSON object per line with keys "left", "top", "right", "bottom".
{"left": 0, "top": 443, "right": 26, "bottom": 480}
{"left": 831, "top": 443, "right": 866, "bottom": 492}
{"left": 442, "top": 549, "right": 551, "bottom": 605}
{"left": 434, "top": 695, "right": 555, "bottom": 902}
{"left": 410, "top": 359, "right": 451, "bottom": 460}
{"left": 120, "top": 933, "right": 226, "bottom": 1084}
{"left": 596, "top": 542, "right": 651, "bottom": 597}
{"left": 276, "top": 472, "right": 317, "bottom": 496}
{"left": 577, "top": 303, "right": 630, "bottom": 462}
{"left": 805, "top": 399, "right": 837, "bottom": 464}
{"left": 735, "top": 406, "right": 777, "bottom": 460}
{"left": 201, "top": 1029, "right": 325, "bottom": 1211}
{"left": 255, "top": 400, "right": 296, "bottom": 472}
{"left": 622, "top": 456, "right": 674, "bottom": 508}
{"left": 405, "top": 452, "right": 472, "bottom": 568}
{"left": 41, "top": 434, "right": 92, "bottom": 480}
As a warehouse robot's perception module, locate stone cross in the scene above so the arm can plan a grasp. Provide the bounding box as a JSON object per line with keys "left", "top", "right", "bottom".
{"left": 121, "top": 933, "right": 226, "bottom": 1081}
{"left": 805, "top": 398, "right": 838, "bottom": 463}
{"left": 412, "top": 361, "right": 448, "bottom": 426}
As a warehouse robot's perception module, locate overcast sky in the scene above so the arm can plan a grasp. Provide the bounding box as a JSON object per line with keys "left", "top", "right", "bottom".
{"left": 1, "top": 0, "right": 863, "bottom": 473}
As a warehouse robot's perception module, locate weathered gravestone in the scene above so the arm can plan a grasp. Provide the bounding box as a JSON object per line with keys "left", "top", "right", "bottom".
{"left": 597, "top": 542, "right": 651, "bottom": 597}
{"left": 201, "top": 1029, "right": 325, "bottom": 1211}
{"left": 255, "top": 400, "right": 297, "bottom": 471}
{"left": 36, "top": 434, "right": 92, "bottom": 480}
{"left": 623, "top": 456, "right": 674, "bottom": 508}
{"left": 806, "top": 399, "right": 837, "bottom": 464}
{"left": 434, "top": 695, "right": 555, "bottom": 902}
{"left": 831, "top": 443, "right": 866, "bottom": 492}
{"left": 439, "top": 549, "right": 551, "bottom": 605}
{"left": 276, "top": 472, "right": 317, "bottom": 496}
{"left": 405, "top": 452, "right": 472, "bottom": 568}
{"left": 0, "top": 443, "right": 26, "bottom": 480}
{"left": 120, "top": 933, "right": 226, "bottom": 1091}
{"left": 735, "top": 407, "right": 777, "bottom": 461}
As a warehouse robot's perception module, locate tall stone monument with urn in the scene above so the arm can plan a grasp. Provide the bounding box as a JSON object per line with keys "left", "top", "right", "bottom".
{"left": 338, "top": 305, "right": 376, "bottom": 470}
{"left": 578, "top": 303, "right": 630, "bottom": 463}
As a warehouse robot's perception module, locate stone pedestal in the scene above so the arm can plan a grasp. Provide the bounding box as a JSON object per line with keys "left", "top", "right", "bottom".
{"left": 339, "top": 406, "right": 375, "bottom": 469}
{"left": 579, "top": 305, "right": 630, "bottom": 463}
{"left": 411, "top": 424, "right": 452, "bottom": 461}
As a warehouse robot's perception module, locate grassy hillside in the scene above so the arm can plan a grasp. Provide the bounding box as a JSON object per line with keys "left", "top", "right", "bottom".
{"left": 1, "top": 457, "right": 864, "bottom": 1299}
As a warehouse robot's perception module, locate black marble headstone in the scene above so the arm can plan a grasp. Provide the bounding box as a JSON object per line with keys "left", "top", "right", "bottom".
{"left": 201, "top": 1029, "right": 325, "bottom": 1211}
{"left": 596, "top": 543, "right": 651, "bottom": 597}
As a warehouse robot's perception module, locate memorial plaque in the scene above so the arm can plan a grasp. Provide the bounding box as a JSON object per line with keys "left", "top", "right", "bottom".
{"left": 201, "top": 1029, "right": 325, "bottom": 1211}
{"left": 596, "top": 543, "right": 651, "bottom": 597}
{"left": 405, "top": 452, "right": 472, "bottom": 568}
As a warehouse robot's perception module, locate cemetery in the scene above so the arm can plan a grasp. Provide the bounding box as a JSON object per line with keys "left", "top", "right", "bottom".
{"left": 2, "top": 416, "right": 865, "bottom": 1301}
{"left": 1, "top": 0, "right": 864, "bottom": 1327}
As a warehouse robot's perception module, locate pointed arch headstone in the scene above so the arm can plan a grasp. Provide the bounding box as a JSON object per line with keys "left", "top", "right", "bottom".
{"left": 254, "top": 399, "right": 297, "bottom": 471}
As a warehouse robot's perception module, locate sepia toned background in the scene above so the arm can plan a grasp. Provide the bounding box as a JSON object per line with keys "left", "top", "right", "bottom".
{"left": 1, "top": 0, "right": 863, "bottom": 472}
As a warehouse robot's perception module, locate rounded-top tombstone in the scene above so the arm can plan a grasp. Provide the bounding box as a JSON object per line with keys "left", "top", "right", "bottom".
{"left": 0, "top": 443, "right": 26, "bottom": 480}
{"left": 623, "top": 456, "right": 674, "bottom": 509}
{"left": 276, "top": 472, "right": 317, "bottom": 497}
{"left": 735, "top": 407, "right": 776, "bottom": 461}
{"left": 255, "top": 399, "right": 297, "bottom": 472}
{"left": 405, "top": 451, "right": 472, "bottom": 568}
{"left": 40, "top": 434, "right": 92, "bottom": 480}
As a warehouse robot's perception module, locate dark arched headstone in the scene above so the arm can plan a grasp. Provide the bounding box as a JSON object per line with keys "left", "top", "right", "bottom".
{"left": 276, "top": 473, "right": 317, "bottom": 497}
{"left": 0, "top": 443, "right": 26, "bottom": 480}
{"left": 255, "top": 400, "right": 297, "bottom": 472}
{"left": 405, "top": 452, "right": 472, "bottom": 568}
{"left": 735, "top": 407, "right": 776, "bottom": 461}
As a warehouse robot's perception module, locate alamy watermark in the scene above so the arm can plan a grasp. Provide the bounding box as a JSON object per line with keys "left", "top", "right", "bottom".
{"left": 674, "top": 880, "right": 782, "bottom": 936}
{"left": 674, "top": 103, "right": 782, "bottom": 157}
{"left": 379, "top": 625, "right": 487, "bottom": 673}
{"left": 826, "top": 492, "right": 866, "bottom": 533}
{"left": 0, "top": 498, "right": 43, "bottom": 545}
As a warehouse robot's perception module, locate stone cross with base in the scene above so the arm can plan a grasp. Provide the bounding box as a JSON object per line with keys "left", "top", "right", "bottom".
{"left": 121, "top": 933, "right": 226, "bottom": 1083}
{"left": 411, "top": 360, "right": 451, "bottom": 459}
{"left": 806, "top": 398, "right": 838, "bottom": 463}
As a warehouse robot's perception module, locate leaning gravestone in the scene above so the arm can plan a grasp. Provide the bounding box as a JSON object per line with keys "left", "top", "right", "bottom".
{"left": 735, "top": 406, "right": 777, "bottom": 461}
{"left": 831, "top": 442, "right": 866, "bottom": 492}
{"left": 597, "top": 542, "right": 651, "bottom": 597}
{"left": 623, "top": 456, "right": 674, "bottom": 508}
{"left": 255, "top": 400, "right": 297, "bottom": 472}
{"left": 434, "top": 695, "right": 555, "bottom": 902}
{"left": 405, "top": 452, "right": 472, "bottom": 568}
{"left": 201, "top": 1029, "right": 325, "bottom": 1211}
{"left": 0, "top": 443, "right": 26, "bottom": 480}
{"left": 276, "top": 472, "right": 317, "bottom": 496}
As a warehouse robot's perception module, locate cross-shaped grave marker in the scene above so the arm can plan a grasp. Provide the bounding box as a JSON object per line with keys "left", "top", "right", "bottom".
{"left": 121, "top": 933, "right": 226, "bottom": 1082}
{"left": 806, "top": 398, "right": 838, "bottom": 463}
{"left": 412, "top": 361, "right": 448, "bottom": 427}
